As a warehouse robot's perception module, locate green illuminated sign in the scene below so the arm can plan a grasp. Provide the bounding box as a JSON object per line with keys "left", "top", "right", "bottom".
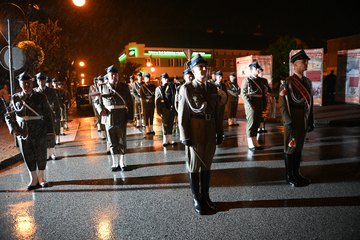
{"left": 118, "top": 53, "right": 127, "bottom": 63}
{"left": 128, "top": 47, "right": 138, "bottom": 57}
{"left": 144, "top": 51, "right": 212, "bottom": 58}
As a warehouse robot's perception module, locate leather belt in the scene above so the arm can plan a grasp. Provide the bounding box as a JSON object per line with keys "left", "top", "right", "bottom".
{"left": 16, "top": 115, "right": 43, "bottom": 121}
{"left": 249, "top": 94, "right": 262, "bottom": 98}
{"left": 105, "top": 105, "right": 127, "bottom": 110}
{"left": 190, "top": 114, "right": 214, "bottom": 120}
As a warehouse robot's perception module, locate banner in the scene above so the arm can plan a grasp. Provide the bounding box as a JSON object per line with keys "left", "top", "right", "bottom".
{"left": 236, "top": 55, "right": 273, "bottom": 103}
{"left": 337, "top": 49, "right": 360, "bottom": 104}
{"left": 290, "top": 48, "right": 324, "bottom": 106}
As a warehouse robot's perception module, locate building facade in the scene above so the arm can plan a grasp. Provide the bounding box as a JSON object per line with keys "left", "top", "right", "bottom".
{"left": 118, "top": 42, "right": 260, "bottom": 81}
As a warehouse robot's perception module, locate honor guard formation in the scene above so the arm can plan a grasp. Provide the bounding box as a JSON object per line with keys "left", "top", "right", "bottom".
{"left": 4, "top": 51, "right": 316, "bottom": 215}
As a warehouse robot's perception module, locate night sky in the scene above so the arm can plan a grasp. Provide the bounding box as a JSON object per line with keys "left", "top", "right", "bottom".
{"left": 2, "top": 0, "right": 360, "bottom": 78}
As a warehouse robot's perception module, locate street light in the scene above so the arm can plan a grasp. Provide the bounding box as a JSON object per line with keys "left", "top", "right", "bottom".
{"left": 72, "top": 0, "right": 86, "bottom": 7}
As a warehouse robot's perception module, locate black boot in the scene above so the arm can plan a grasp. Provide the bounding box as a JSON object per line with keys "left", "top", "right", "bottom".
{"left": 284, "top": 153, "right": 298, "bottom": 187}
{"left": 201, "top": 171, "right": 217, "bottom": 212}
{"left": 293, "top": 152, "right": 310, "bottom": 186}
{"left": 189, "top": 172, "right": 203, "bottom": 214}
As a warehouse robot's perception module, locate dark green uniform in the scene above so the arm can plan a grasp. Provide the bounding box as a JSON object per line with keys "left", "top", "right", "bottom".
{"left": 155, "top": 81, "right": 176, "bottom": 145}
{"left": 34, "top": 86, "right": 61, "bottom": 146}
{"left": 280, "top": 74, "right": 314, "bottom": 154}
{"left": 130, "top": 80, "right": 142, "bottom": 127}
{"left": 140, "top": 82, "right": 156, "bottom": 133}
{"left": 178, "top": 80, "right": 223, "bottom": 172}
{"left": 241, "top": 76, "right": 264, "bottom": 138}
{"left": 279, "top": 74, "right": 314, "bottom": 187}
{"left": 6, "top": 90, "right": 54, "bottom": 169}
{"left": 226, "top": 80, "right": 240, "bottom": 125}
{"left": 94, "top": 82, "right": 134, "bottom": 155}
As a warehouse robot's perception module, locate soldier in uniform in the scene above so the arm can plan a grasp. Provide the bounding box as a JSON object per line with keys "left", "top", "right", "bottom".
{"left": 52, "top": 78, "right": 67, "bottom": 136}
{"left": 155, "top": 73, "right": 177, "bottom": 146}
{"left": 5, "top": 72, "right": 54, "bottom": 190}
{"left": 89, "top": 76, "right": 106, "bottom": 139}
{"left": 214, "top": 70, "right": 228, "bottom": 121}
{"left": 140, "top": 73, "right": 156, "bottom": 135}
{"left": 258, "top": 67, "right": 273, "bottom": 133}
{"left": 279, "top": 50, "right": 314, "bottom": 187}
{"left": 241, "top": 62, "right": 265, "bottom": 151}
{"left": 94, "top": 65, "right": 134, "bottom": 171}
{"left": 226, "top": 72, "right": 241, "bottom": 126}
{"left": 56, "top": 81, "right": 70, "bottom": 130}
{"left": 178, "top": 54, "right": 224, "bottom": 215}
{"left": 132, "top": 72, "right": 143, "bottom": 128}
{"left": 34, "top": 72, "right": 61, "bottom": 159}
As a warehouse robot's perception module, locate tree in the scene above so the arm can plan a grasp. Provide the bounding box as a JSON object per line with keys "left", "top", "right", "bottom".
{"left": 17, "top": 19, "right": 72, "bottom": 79}
{"left": 120, "top": 61, "right": 142, "bottom": 82}
{"left": 17, "top": 40, "right": 44, "bottom": 74}
{"left": 263, "top": 36, "right": 307, "bottom": 98}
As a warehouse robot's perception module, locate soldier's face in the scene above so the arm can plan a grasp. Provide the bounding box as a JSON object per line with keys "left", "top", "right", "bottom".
{"left": 108, "top": 72, "right": 118, "bottom": 84}
{"left": 20, "top": 79, "right": 33, "bottom": 94}
{"left": 37, "top": 79, "right": 46, "bottom": 87}
{"left": 144, "top": 77, "right": 150, "bottom": 83}
{"left": 294, "top": 60, "right": 308, "bottom": 74}
{"left": 192, "top": 65, "right": 207, "bottom": 81}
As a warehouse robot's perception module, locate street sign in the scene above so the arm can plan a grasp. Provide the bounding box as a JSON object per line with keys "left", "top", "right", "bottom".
{"left": 0, "top": 46, "right": 25, "bottom": 71}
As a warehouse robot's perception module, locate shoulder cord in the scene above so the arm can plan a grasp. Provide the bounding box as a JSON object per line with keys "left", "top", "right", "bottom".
{"left": 247, "top": 78, "right": 263, "bottom": 95}
{"left": 107, "top": 84, "right": 127, "bottom": 107}
{"left": 183, "top": 84, "right": 207, "bottom": 114}
{"left": 288, "top": 78, "right": 311, "bottom": 109}
{"left": 143, "top": 84, "right": 155, "bottom": 96}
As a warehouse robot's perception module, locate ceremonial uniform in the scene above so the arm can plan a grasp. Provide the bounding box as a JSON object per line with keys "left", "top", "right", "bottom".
{"left": 214, "top": 70, "right": 228, "bottom": 121}
{"left": 131, "top": 72, "right": 143, "bottom": 127}
{"left": 279, "top": 50, "right": 314, "bottom": 187}
{"left": 94, "top": 65, "right": 134, "bottom": 171}
{"left": 5, "top": 72, "right": 54, "bottom": 190}
{"left": 140, "top": 73, "right": 156, "bottom": 135}
{"left": 34, "top": 72, "right": 62, "bottom": 159}
{"left": 89, "top": 76, "right": 106, "bottom": 139}
{"left": 258, "top": 72, "right": 273, "bottom": 133}
{"left": 155, "top": 73, "right": 177, "bottom": 146}
{"left": 178, "top": 54, "right": 224, "bottom": 215}
{"left": 241, "top": 62, "right": 265, "bottom": 151}
{"left": 226, "top": 72, "right": 241, "bottom": 126}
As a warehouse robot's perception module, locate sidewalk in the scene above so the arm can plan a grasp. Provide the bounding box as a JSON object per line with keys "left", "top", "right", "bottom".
{"left": 0, "top": 119, "right": 80, "bottom": 170}
{"left": 1, "top": 102, "right": 360, "bottom": 169}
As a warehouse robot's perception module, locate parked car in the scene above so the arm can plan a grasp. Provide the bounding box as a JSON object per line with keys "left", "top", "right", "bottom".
{"left": 75, "top": 85, "right": 90, "bottom": 109}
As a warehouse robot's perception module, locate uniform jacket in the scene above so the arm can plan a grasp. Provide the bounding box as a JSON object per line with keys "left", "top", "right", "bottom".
{"left": 226, "top": 81, "right": 240, "bottom": 102}
{"left": 130, "top": 81, "right": 141, "bottom": 103}
{"left": 140, "top": 83, "right": 156, "bottom": 104}
{"left": 178, "top": 80, "right": 223, "bottom": 143}
{"left": 34, "top": 86, "right": 61, "bottom": 120}
{"left": 240, "top": 76, "right": 263, "bottom": 107}
{"left": 5, "top": 91, "right": 54, "bottom": 139}
{"left": 279, "top": 74, "right": 314, "bottom": 129}
{"left": 93, "top": 82, "right": 134, "bottom": 125}
{"left": 155, "top": 83, "right": 176, "bottom": 116}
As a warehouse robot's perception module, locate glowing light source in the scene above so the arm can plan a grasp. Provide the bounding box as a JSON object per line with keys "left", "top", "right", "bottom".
{"left": 72, "top": 0, "right": 86, "bottom": 7}
{"left": 80, "top": 73, "right": 85, "bottom": 77}
{"left": 81, "top": 78, "right": 85, "bottom": 85}
{"left": 146, "top": 62, "right": 152, "bottom": 67}
{"left": 79, "top": 61, "right": 85, "bottom": 67}
{"left": 150, "top": 67, "right": 155, "bottom": 73}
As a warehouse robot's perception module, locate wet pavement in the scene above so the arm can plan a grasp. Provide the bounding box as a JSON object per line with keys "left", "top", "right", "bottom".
{"left": 0, "top": 103, "right": 359, "bottom": 239}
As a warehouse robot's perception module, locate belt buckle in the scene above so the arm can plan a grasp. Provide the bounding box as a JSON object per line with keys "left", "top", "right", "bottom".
{"left": 205, "top": 114, "right": 211, "bottom": 120}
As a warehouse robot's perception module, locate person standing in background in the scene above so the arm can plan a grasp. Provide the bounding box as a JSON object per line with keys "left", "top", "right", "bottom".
{"left": 140, "top": 73, "right": 156, "bottom": 135}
